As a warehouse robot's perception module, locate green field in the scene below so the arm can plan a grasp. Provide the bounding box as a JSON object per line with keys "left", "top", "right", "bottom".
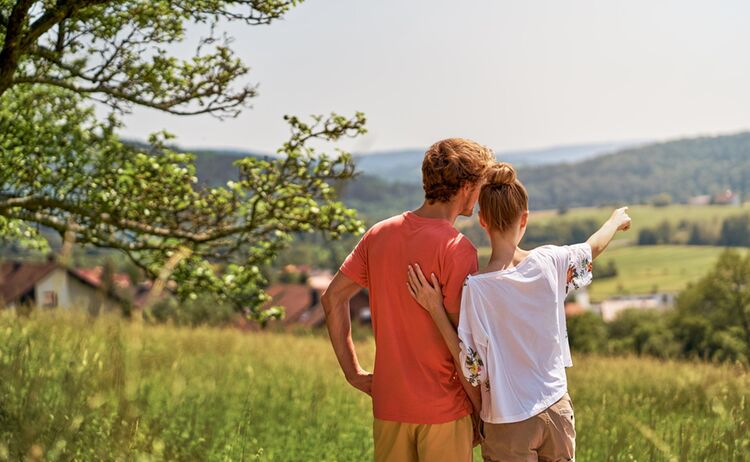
{"left": 1, "top": 312, "right": 749, "bottom": 461}
{"left": 479, "top": 243, "right": 744, "bottom": 302}
{"left": 479, "top": 245, "right": 747, "bottom": 302}
{"left": 588, "top": 245, "right": 748, "bottom": 302}
{"left": 530, "top": 203, "right": 750, "bottom": 243}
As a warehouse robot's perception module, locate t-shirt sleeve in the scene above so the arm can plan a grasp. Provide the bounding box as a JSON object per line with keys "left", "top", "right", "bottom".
{"left": 339, "top": 230, "right": 370, "bottom": 288}
{"left": 458, "top": 282, "right": 489, "bottom": 388}
{"left": 549, "top": 243, "right": 594, "bottom": 294}
{"left": 441, "top": 238, "right": 479, "bottom": 314}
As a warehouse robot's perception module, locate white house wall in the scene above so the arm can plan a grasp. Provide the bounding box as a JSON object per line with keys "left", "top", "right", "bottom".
{"left": 35, "top": 269, "right": 72, "bottom": 309}
{"left": 35, "top": 269, "right": 119, "bottom": 312}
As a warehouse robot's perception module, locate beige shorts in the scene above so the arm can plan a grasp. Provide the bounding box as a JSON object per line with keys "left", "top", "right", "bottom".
{"left": 373, "top": 414, "right": 473, "bottom": 462}
{"left": 480, "top": 393, "right": 576, "bottom": 462}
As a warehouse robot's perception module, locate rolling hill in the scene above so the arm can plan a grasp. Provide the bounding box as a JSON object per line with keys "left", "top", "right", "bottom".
{"left": 133, "top": 131, "right": 750, "bottom": 219}
{"left": 520, "top": 132, "right": 750, "bottom": 210}
{"left": 353, "top": 141, "right": 640, "bottom": 183}
{"left": 346, "top": 132, "right": 750, "bottom": 217}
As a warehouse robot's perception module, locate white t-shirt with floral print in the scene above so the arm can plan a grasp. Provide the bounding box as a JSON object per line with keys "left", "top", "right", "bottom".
{"left": 458, "top": 243, "right": 593, "bottom": 424}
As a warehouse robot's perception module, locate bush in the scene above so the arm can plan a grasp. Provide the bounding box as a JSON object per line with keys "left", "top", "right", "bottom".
{"left": 672, "top": 251, "right": 750, "bottom": 364}
{"left": 593, "top": 260, "right": 618, "bottom": 279}
{"left": 567, "top": 312, "right": 608, "bottom": 353}
{"left": 650, "top": 193, "right": 673, "bottom": 207}
{"left": 719, "top": 214, "right": 750, "bottom": 246}
{"left": 148, "top": 295, "right": 235, "bottom": 327}
{"left": 607, "top": 309, "right": 679, "bottom": 359}
{"left": 638, "top": 228, "right": 659, "bottom": 245}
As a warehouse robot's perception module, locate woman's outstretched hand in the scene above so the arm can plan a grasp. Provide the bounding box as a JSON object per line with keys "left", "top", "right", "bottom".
{"left": 610, "top": 206, "right": 632, "bottom": 231}
{"left": 407, "top": 264, "right": 445, "bottom": 314}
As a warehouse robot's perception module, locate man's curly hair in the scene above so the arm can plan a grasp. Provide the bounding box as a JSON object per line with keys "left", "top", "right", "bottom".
{"left": 422, "top": 138, "right": 495, "bottom": 203}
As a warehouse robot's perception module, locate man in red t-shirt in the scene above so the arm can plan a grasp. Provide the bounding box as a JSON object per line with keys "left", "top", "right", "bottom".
{"left": 322, "top": 138, "right": 495, "bottom": 461}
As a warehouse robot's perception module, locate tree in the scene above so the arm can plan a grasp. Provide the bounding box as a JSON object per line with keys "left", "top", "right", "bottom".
{"left": 719, "top": 214, "right": 750, "bottom": 247}
{"left": 673, "top": 250, "right": 750, "bottom": 363}
{"left": 0, "top": 1, "right": 367, "bottom": 321}
{"left": 650, "top": 193, "right": 672, "bottom": 207}
{"left": 607, "top": 308, "right": 678, "bottom": 358}
{"left": 566, "top": 312, "right": 607, "bottom": 354}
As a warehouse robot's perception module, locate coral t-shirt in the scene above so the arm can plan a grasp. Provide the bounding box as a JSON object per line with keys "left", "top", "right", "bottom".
{"left": 340, "top": 211, "right": 477, "bottom": 424}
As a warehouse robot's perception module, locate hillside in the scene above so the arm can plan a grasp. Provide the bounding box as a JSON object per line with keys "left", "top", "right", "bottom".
{"left": 520, "top": 132, "right": 750, "bottom": 210}
{"left": 141, "top": 132, "right": 750, "bottom": 220}
{"left": 354, "top": 141, "right": 638, "bottom": 184}
{"left": 344, "top": 132, "right": 750, "bottom": 217}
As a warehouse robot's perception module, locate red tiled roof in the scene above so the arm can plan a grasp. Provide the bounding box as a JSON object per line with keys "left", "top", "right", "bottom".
{"left": 74, "top": 267, "right": 132, "bottom": 290}
{"left": 264, "top": 284, "right": 315, "bottom": 324}
{"left": 0, "top": 261, "right": 57, "bottom": 304}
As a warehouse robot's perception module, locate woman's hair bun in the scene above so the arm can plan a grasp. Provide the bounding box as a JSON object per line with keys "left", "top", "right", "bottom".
{"left": 486, "top": 162, "right": 516, "bottom": 186}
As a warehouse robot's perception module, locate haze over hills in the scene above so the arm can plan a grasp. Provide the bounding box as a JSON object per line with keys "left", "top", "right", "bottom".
{"left": 342, "top": 131, "right": 750, "bottom": 218}
{"left": 354, "top": 141, "right": 644, "bottom": 184}
{"left": 150, "top": 139, "right": 643, "bottom": 187}
{"left": 132, "top": 131, "right": 750, "bottom": 218}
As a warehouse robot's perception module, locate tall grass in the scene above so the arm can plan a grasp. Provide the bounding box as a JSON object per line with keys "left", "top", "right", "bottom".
{"left": 1, "top": 311, "right": 748, "bottom": 461}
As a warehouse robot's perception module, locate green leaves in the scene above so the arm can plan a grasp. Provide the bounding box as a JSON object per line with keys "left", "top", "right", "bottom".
{"left": 0, "top": 1, "right": 365, "bottom": 322}
{"left": 1, "top": 86, "right": 366, "bottom": 319}
{"left": 1, "top": 1, "right": 300, "bottom": 116}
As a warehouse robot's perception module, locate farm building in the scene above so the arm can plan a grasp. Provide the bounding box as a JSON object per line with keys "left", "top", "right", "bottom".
{"left": 0, "top": 259, "right": 127, "bottom": 313}
{"left": 599, "top": 292, "right": 676, "bottom": 322}
{"left": 252, "top": 270, "right": 370, "bottom": 329}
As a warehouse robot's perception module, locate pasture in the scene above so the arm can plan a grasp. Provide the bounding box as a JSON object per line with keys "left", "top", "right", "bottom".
{"left": 1, "top": 312, "right": 749, "bottom": 461}
{"left": 586, "top": 245, "right": 748, "bottom": 302}
{"left": 530, "top": 203, "right": 750, "bottom": 242}
{"left": 477, "top": 245, "right": 745, "bottom": 302}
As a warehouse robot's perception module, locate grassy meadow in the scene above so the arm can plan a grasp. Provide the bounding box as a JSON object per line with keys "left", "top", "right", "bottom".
{"left": 478, "top": 244, "right": 747, "bottom": 302}
{"left": 1, "top": 311, "right": 749, "bottom": 461}
{"left": 530, "top": 203, "right": 750, "bottom": 241}
{"left": 475, "top": 203, "right": 750, "bottom": 302}
{"left": 587, "top": 245, "right": 749, "bottom": 302}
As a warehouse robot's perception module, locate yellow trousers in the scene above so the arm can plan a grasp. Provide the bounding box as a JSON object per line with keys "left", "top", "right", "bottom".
{"left": 373, "top": 414, "right": 473, "bottom": 462}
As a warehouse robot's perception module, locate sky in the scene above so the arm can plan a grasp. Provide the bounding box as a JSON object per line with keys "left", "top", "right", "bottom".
{"left": 119, "top": 0, "right": 750, "bottom": 155}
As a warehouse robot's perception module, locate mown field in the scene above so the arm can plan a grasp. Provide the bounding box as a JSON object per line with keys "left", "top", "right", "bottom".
{"left": 587, "top": 245, "right": 749, "bottom": 302}
{"left": 530, "top": 203, "right": 750, "bottom": 241}
{"left": 1, "top": 312, "right": 749, "bottom": 461}
{"left": 478, "top": 244, "right": 746, "bottom": 302}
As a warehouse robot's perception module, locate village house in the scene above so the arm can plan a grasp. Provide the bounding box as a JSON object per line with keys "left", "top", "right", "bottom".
{"left": 254, "top": 270, "right": 370, "bottom": 329}
{"left": 599, "top": 292, "right": 676, "bottom": 322}
{"left": 0, "top": 259, "right": 128, "bottom": 313}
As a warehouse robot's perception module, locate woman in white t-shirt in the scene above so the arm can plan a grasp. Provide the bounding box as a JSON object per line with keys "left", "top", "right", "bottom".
{"left": 407, "top": 162, "right": 631, "bottom": 462}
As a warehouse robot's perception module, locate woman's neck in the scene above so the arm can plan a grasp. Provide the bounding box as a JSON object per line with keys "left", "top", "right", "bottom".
{"left": 483, "top": 232, "right": 527, "bottom": 273}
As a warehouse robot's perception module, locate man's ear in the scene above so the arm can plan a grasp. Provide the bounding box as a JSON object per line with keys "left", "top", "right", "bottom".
{"left": 479, "top": 211, "right": 487, "bottom": 229}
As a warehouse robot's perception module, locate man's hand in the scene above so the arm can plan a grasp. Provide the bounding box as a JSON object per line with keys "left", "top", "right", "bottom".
{"left": 347, "top": 369, "right": 374, "bottom": 396}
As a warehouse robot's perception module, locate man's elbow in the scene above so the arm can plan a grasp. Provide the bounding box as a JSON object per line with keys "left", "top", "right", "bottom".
{"left": 321, "top": 289, "right": 336, "bottom": 316}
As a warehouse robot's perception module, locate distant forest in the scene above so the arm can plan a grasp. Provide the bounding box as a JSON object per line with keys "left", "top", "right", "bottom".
{"left": 185, "top": 132, "right": 750, "bottom": 221}
{"left": 520, "top": 132, "right": 750, "bottom": 210}
{"left": 342, "top": 132, "right": 750, "bottom": 219}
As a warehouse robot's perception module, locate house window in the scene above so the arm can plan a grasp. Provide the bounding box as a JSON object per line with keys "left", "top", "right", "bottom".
{"left": 43, "top": 291, "right": 58, "bottom": 308}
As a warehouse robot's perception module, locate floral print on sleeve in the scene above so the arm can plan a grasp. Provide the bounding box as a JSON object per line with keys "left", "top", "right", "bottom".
{"left": 565, "top": 245, "right": 593, "bottom": 294}
{"left": 460, "top": 341, "right": 486, "bottom": 387}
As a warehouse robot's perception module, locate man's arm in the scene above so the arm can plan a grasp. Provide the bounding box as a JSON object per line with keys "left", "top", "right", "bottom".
{"left": 322, "top": 271, "right": 372, "bottom": 395}
{"left": 587, "top": 207, "right": 632, "bottom": 259}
